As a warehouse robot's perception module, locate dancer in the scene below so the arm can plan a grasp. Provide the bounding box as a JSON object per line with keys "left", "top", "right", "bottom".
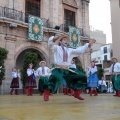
{"left": 25, "top": 63, "right": 37, "bottom": 96}
{"left": 69, "top": 59, "right": 76, "bottom": 69}
{"left": 62, "top": 59, "right": 76, "bottom": 96}
{"left": 42, "top": 34, "right": 95, "bottom": 101}
{"left": 87, "top": 61, "right": 99, "bottom": 96}
{"left": 10, "top": 67, "right": 20, "bottom": 95}
{"left": 68, "top": 59, "right": 77, "bottom": 96}
{"left": 35, "top": 61, "right": 51, "bottom": 96}
{"left": 109, "top": 57, "right": 120, "bottom": 97}
{"left": 62, "top": 78, "right": 68, "bottom": 95}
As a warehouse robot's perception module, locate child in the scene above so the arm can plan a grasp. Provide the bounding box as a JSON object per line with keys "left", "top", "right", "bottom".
{"left": 25, "top": 63, "right": 37, "bottom": 96}
{"left": 87, "top": 61, "right": 99, "bottom": 96}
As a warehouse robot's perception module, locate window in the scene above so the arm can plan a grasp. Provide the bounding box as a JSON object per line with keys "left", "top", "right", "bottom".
{"left": 64, "top": 9, "right": 75, "bottom": 32}
{"left": 95, "top": 61, "right": 98, "bottom": 63}
{"left": 25, "top": 0, "right": 40, "bottom": 17}
{"left": 103, "top": 47, "right": 107, "bottom": 54}
{"left": 104, "top": 55, "right": 107, "bottom": 61}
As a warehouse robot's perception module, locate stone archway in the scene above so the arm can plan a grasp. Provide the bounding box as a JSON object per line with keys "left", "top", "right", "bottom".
{"left": 14, "top": 41, "right": 50, "bottom": 68}
{"left": 15, "top": 47, "right": 48, "bottom": 91}
{"left": 15, "top": 42, "right": 49, "bottom": 67}
{"left": 15, "top": 48, "right": 46, "bottom": 70}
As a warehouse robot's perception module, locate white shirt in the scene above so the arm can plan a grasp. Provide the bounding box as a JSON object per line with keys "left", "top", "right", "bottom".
{"left": 48, "top": 36, "right": 89, "bottom": 67}
{"left": 35, "top": 66, "right": 51, "bottom": 77}
{"left": 69, "top": 64, "right": 76, "bottom": 69}
{"left": 27, "top": 69, "right": 34, "bottom": 76}
{"left": 12, "top": 71, "right": 20, "bottom": 78}
{"left": 98, "top": 80, "right": 107, "bottom": 86}
{"left": 109, "top": 62, "right": 120, "bottom": 73}
{"left": 87, "top": 66, "right": 97, "bottom": 75}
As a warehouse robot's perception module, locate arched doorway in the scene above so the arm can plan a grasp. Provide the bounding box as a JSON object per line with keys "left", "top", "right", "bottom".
{"left": 16, "top": 48, "right": 46, "bottom": 70}
{"left": 15, "top": 48, "right": 47, "bottom": 91}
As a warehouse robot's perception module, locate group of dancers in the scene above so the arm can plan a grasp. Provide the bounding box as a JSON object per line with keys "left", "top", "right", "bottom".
{"left": 9, "top": 34, "right": 120, "bottom": 101}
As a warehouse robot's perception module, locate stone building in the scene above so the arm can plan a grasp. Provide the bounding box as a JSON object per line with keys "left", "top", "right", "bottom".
{"left": 0, "top": 0, "right": 91, "bottom": 94}
{"left": 90, "top": 29, "right": 106, "bottom": 51}
{"left": 110, "top": 0, "right": 120, "bottom": 61}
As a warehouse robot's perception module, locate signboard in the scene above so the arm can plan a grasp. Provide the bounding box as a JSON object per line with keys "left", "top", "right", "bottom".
{"left": 69, "top": 26, "right": 80, "bottom": 48}
{"left": 28, "top": 15, "right": 44, "bottom": 41}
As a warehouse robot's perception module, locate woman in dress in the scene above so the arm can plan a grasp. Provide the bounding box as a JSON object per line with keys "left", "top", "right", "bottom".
{"left": 87, "top": 61, "right": 99, "bottom": 96}
{"left": 25, "top": 63, "right": 37, "bottom": 96}
{"left": 10, "top": 67, "right": 20, "bottom": 95}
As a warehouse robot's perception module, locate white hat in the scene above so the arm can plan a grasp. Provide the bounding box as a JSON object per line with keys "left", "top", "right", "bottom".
{"left": 39, "top": 61, "right": 46, "bottom": 66}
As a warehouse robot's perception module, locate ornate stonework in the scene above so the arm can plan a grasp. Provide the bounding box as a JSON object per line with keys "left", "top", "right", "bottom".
{"left": 62, "top": 0, "right": 78, "bottom": 7}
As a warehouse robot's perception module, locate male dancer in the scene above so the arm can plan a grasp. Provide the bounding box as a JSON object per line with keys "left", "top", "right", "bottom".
{"left": 35, "top": 61, "right": 51, "bottom": 97}
{"left": 109, "top": 57, "right": 120, "bottom": 97}
{"left": 43, "top": 34, "right": 95, "bottom": 101}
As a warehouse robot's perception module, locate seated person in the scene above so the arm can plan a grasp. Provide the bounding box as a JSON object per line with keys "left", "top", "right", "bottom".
{"left": 98, "top": 77, "right": 107, "bottom": 93}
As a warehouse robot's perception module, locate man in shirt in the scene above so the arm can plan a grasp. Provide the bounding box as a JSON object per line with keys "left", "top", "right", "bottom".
{"left": 43, "top": 34, "right": 95, "bottom": 101}
{"left": 35, "top": 61, "right": 51, "bottom": 98}
{"left": 109, "top": 57, "right": 120, "bottom": 97}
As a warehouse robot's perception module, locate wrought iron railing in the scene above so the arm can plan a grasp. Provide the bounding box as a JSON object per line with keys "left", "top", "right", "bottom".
{"left": 60, "top": 23, "right": 89, "bottom": 37}
{"left": 60, "top": 24, "right": 69, "bottom": 32}
{"left": 0, "top": 6, "right": 89, "bottom": 36}
{"left": 0, "top": 6, "right": 49, "bottom": 28}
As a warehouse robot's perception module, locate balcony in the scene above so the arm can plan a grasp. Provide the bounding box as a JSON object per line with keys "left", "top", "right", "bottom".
{"left": 60, "top": 24, "right": 70, "bottom": 32}
{"left": 0, "top": 6, "right": 49, "bottom": 28}
{"left": 0, "top": 6, "right": 89, "bottom": 37}
{"left": 60, "top": 23, "right": 89, "bottom": 38}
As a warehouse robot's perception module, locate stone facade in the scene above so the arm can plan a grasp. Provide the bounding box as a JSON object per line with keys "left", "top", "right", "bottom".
{"left": 110, "top": 0, "right": 120, "bottom": 61}
{"left": 90, "top": 29, "right": 106, "bottom": 51}
{"left": 0, "top": 0, "right": 91, "bottom": 94}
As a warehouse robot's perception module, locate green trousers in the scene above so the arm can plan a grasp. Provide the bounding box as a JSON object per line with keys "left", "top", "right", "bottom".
{"left": 44, "top": 68, "right": 87, "bottom": 93}
{"left": 38, "top": 76, "right": 49, "bottom": 93}
{"left": 111, "top": 74, "right": 120, "bottom": 91}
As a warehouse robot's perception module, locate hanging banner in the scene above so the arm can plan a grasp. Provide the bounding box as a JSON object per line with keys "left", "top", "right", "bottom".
{"left": 69, "top": 26, "right": 80, "bottom": 48}
{"left": 28, "top": 15, "right": 44, "bottom": 41}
